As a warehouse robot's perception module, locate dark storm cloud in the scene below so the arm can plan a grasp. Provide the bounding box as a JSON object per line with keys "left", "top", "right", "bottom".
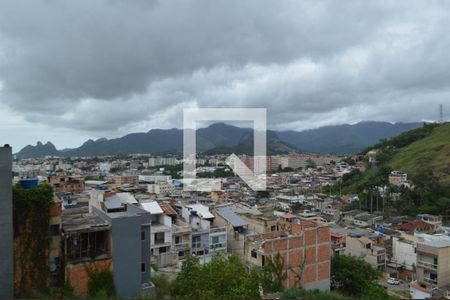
{"left": 0, "top": 0, "right": 449, "bottom": 139}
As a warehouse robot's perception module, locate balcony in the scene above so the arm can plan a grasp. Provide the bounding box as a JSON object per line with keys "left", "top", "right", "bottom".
{"left": 210, "top": 226, "right": 227, "bottom": 234}
{"left": 423, "top": 277, "right": 438, "bottom": 285}
{"left": 173, "top": 242, "right": 190, "bottom": 251}
{"left": 152, "top": 224, "right": 171, "bottom": 233}
{"left": 172, "top": 224, "right": 191, "bottom": 234}
{"left": 418, "top": 260, "right": 438, "bottom": 270}
{"left": 210, "top": 242, "right": 227, "bottom": 250}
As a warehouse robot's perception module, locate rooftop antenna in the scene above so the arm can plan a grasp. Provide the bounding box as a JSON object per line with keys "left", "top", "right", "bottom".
{"left": 439, "top": 104, "right": 444, "bottom": 123}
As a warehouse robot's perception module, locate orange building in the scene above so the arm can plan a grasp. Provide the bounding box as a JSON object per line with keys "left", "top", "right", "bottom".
{"left": 245, "top": 220, "right": 331, "bottom": 291}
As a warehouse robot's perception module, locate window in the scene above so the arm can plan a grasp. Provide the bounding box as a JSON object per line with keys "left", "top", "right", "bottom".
{"left": 175, "top": 236, "right": 181, "bottom": 244}
{"left": 178, "top": 251, "right": 185, "bottom": 257}
{"left": 192, "top": 236, "right": 201, "bottom": 249}
{"left": 434, "top": 257, "right": 438, "bottom": 266}
{"left": 212, "top": 236, "right": 219, "bottom": 244}
{"left": 141, "top": 263, "right": 146, "bottom": 273}
{"left": 141, "top": 231, "right": 146, "bottom": 241}
{"left": 160, "top": 246, "right": 167, "bottom": 253}
{"left": 251, "top": 249, "right": 257, "bottom": 259}
{"left": 271, "top": 225, "right": 276, "bottom": 232}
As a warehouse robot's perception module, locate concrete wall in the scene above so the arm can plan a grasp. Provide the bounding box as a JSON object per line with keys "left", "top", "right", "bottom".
{"left": 392, "top": 237, "right": 416, "bottom": 271}
{"left": 0, "top": 146, "right": 13, "bottom": 299}
{"left": 93, "top": 205, "right": 151, "bottom": 298}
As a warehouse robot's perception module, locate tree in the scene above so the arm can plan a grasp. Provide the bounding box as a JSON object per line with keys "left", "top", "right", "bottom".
{"left": 261, "top": 253, "right": 288, "bottom": 293}
{"left": 438, "top": 197, "right": 450, "bottom": 221}
{"left": 85, "top": 263, "right": 116, "bottom": 298}
{"left": 306, "top": 159, "right": 317, "bottom": 169}
{"left": 152, "top": 273, "right": 171, "bottom": 299}
{"left": 13, "top": 183, "right": 54, "bottom": 295}
{"left": 331, "top": 255, "right": 396, "bottom": 299}
{"left": 170, "top": 254, "right": 261, "bottom": 299}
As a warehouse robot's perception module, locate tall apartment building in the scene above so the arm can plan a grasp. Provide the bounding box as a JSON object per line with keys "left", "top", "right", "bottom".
{"left": 114, "top": 175, "right": 139, "bottom": 185}
{"left": 245, "top": 221, "right": 331, "bottom": 291}
{"left": 148, "top": 157, "right": 178, "bottom": 167}
{"left": 411, "top": 240, "right": 450, "bottom": 299}
{"left": 280, "top": 154, "right": 339, "bottom": 169}
{"left": 0, "top": 145, "right": 13, "bottom": 299}
{"left": 92, "top": 204, "right": 153, "bottom": 297}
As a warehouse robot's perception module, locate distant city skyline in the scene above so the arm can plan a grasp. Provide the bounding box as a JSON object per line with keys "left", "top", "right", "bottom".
{"left": 1, "top": 1, "right": 449, "bottom": 150}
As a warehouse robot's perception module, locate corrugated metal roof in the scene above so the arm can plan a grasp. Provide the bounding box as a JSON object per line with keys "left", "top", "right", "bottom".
{"left": 217, "top": 206, "right": 247, "bottom": 227}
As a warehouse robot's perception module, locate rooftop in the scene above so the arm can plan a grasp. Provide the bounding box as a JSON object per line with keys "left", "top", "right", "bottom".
{"left": 62, "top": 213, "right": 110, "bottom": 233}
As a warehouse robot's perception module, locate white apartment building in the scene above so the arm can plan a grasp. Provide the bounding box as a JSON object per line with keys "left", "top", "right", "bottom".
{"left": 181, "top": 204, "right": 227, "bottom": 263}
{"left": 148, "top": 157, "right": 178, "bottom": 167}
{"left": 147, "top": 182, "right": 175, "bottom": 195}
{"left": 141, "top": 201, "right": 173, "bottom": 268}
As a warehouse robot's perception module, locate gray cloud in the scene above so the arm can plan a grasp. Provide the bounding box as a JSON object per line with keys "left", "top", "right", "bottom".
{"left": 0, "top": 0, "right": 450, "bottom": 149}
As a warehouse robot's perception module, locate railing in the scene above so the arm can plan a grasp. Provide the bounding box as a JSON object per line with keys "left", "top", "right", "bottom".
{"left": 172, "top": 225, "right": 191, "bottom": 234}
{"left": 210, "top": 226, "right": 227, "bottom": 234}
{"left": 417, "top": 260, "right": 438, "bottom": 270}
{"left": 210, "top": 243, "right": 226, "bottom": 250}
{"left": 423, "top": 277, "right": 438, "bottom": 284}
{"left": 173, "top": 242, "right": 190, "bottom": 251}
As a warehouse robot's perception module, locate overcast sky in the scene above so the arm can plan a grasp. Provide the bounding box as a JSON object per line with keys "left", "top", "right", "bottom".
{"left": 1, "top": 0, "right": 449, "bottom": 151}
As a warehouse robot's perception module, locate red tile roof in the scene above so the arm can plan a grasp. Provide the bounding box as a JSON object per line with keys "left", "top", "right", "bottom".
{"left": 160, "top": 204, "right": 177, "bottom": 216}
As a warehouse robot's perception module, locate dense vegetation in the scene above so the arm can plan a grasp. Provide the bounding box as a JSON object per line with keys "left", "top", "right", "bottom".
{"left": 331, "top": 255, "right": 397, "bottom": 299}
{"left": 339, "top": 123, "right": 450, "bottom": 217}
{"left": 85, "top": 263, "right": 116, "bottom": 298}
{"left": 13, "top": 183, "right": 54, "bottom": 297}
{"left": 170, "top": 255, "right": 261, "bottom": 299}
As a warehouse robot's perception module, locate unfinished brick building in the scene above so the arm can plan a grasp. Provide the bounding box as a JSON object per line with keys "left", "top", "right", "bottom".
{"left": 245, "top": 220, "right": 331, "bottom": 291}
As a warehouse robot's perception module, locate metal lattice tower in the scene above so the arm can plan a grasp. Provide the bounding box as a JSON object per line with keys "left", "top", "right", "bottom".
{"left": 440, "top": 104, "right": 444, "bottom": 123}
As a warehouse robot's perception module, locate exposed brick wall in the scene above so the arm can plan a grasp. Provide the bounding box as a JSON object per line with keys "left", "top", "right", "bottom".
{"left": 66, "top": 259, "right": 112, "bottom": 295}
{"left": 248, "top": 223, "right": 331, "bottom": 289}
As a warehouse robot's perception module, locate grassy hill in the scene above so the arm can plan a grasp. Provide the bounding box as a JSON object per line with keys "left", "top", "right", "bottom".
{"left": 387, "top": 123, "right": 450, "bottom": 184}
{"left": 338, "top": 122, "right": 450, "bottom": 216}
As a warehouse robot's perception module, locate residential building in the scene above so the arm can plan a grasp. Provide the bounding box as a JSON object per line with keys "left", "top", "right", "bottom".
{"left": 245, "top": 221, "right": 331, "bottom": 291}
{"left": 48, "top": 175, "right": 85, "bottom": 193}
{"left": 148, "top": 157, "right": 178, "bottom": 167}
{"left": 214, "top": 205, "right": 248, "bottom": 258}
{"left": 62, "top": 213, "right": 112, "bottom": 295}
{"left": 161, "top": 204, "right": 192, "bottom": 265}
{"left": 411, "top": 239, "right": 450, "bottom": 299}
{"left": 344, "top": 235, "right": 386, "bottom": 270}
{"left": 391, "top": 235, "right": 417, "bottom": 279}
{"left": 92, "top": 204, "right": 153, "bottom": 297}
{"left": 389, "top": 171, "right": 408, "bottom": 186}
{"left": 330, "top": 232, "right": 346, "bottom": 255}
{"left": 0, "top": 145, "right": 13, "bottom": 299}
{"left": 147, "top": 182, "right": 175, "bottom": 195}
{"left": 141, "top": 201, "right": 173, "bottom": 268}
{"left": 419, "top": 214, "right": 442, "bottom": 230}
{"left": 181, "top": 204, "right": 227, "bottom": 263}
{"left": 114, "top": 175, "right": 139, "bottom": 185}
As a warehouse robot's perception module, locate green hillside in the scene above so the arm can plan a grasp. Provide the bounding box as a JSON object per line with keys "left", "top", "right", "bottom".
{"left": 339, "top": 122, "right": 450, "bottom": 216}
{"left": 387, "top": 122, "right": 450, "bottom": 184}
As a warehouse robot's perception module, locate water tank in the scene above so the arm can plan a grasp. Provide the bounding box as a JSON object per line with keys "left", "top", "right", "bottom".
{"left": 20, "top": 178, "right": 39, "bottom": 189}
